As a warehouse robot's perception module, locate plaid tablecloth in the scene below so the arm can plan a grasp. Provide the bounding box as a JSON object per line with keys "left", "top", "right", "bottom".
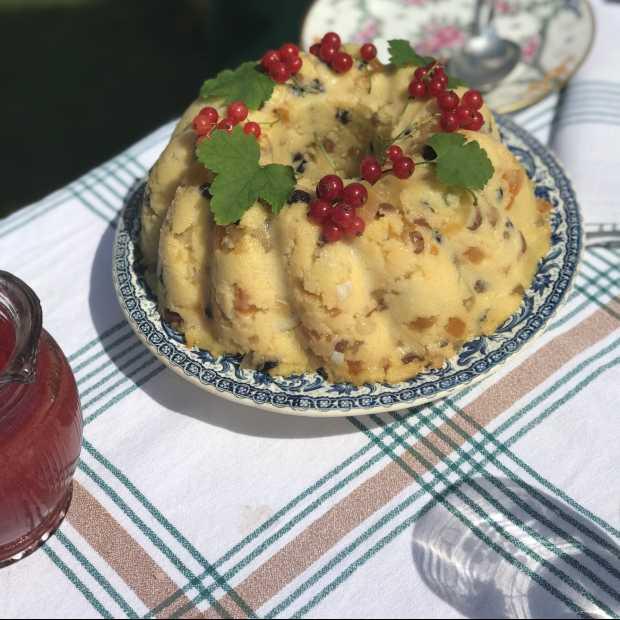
{"left": 1, "top": 2, "right": 619, "bottom": 617}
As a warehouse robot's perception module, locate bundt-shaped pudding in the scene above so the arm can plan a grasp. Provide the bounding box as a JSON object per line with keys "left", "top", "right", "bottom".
{"left": 139, "top": 37, "right": 551, "bottom": 385}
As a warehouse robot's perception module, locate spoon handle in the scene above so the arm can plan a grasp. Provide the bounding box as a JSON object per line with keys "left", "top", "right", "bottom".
{"left": 472, "top": 0, "right": 496, "bottom": 36}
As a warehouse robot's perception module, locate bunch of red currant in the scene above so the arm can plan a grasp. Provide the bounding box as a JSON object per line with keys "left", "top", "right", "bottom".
{"left": 408, "top": 63, "right": 485, "bottom": 132}
{"left": 261, "top": 43, "right": 303, "bottom": 84}
{"left": 309, "top": 32, "right": 376, "bottom": 74}
{"left": 192, "top": 102, "right": 261, "bottom": 142}
{"left": 308, "top": 175, "right": 368, "bottom": 242}
{"left": 360, "top": 145, "right": 415, "bottom": 185}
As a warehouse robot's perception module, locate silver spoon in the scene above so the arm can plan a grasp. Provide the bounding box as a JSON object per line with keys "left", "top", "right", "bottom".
{"left": 447, "top": 0, "right": 521, "bottom": 92}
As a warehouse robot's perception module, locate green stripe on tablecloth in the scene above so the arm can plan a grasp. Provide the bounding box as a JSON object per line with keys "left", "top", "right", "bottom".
{"left": 264, "top": 346, "right": 619, "bottom": 619}
{"left": 150, "top": 292, "right": 596, "bottom": 617}
{"left": 281, "top": 354, "right": 619, "bottom": 619}
{"left": 504, "top": 358, "right": 620, "bottom": 450}
{"left": 50, "top": 251, "right": 612, "bottom": 616}
{"left": 43, "top": 545, "right": 112, "bottom": 619}
{"left": 80, "top": 444, "right": 256, "bottom": 620}
{"left": 371, "top": 415, "right": 618, "bottom": 618}
{"left": 300, "top": 418, "right": 592, "bottom": 619}
{"left": 581, "top": 257, "right": 619, "bottom": 291}
{"left": 76, "top": 342, "right": 140, "bottom": 387}
{"left": 68, "top": 186, "right": 116, "bottom": 224}
{"left": 81, "top": 356, "right": 161, "bottom": 412}
{"left": 83, "top": 363, "right": 165, "bottom": 426}
{"left": 68, "top": 321, "right": 129, "bottom": 362}
{"left": 405, "top": 412, "right": 620, "bottom": 601}
{"left": 141, "top": 276, "right": 617, "bottom": 617}
{"left": 589, "top": 247, "right": 620, "bottom": 273}
{"left": 177, "top": 339, "right": 619, "bottom": 619}
{"left": 79, "top": 349, "right": 156, "bottom": 401}
{"left": 56, "top": 530, "right": 139, "bottom": 618}
{"left": 437, "top": 402, "right": 620, "bottom": 555}
{"left": 72, "top": 329, "right": 136, "bottom": 375}
{"left": 146, "top": 390, "right": 473, "bottom": 617}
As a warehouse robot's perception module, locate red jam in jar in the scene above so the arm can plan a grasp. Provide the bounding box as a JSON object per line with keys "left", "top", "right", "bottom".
{"left": 0, "top": 271, "right": 83, "bottom": 566}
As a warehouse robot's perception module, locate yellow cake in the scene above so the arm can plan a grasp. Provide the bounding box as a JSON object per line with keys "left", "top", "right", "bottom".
{"left": 140, "top": 42, "right": 550, "bottom": 385}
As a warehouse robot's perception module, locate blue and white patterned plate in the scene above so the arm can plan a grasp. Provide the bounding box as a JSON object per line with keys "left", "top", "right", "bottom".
{"left": 112, "top": 116, "right": 582, "bottom": 417}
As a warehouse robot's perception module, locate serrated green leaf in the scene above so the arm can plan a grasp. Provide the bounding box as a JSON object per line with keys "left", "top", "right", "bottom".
{"left": 196, "top": 127, "right": 295, "bottom": 225}
{"left": 427, "top": 133, "right": 467, "bottom": 153}
{"left": 197, "top": 125, "right": 260, "bottom": 175}
{"left": 427, "top": 133, "right": 494, "bottom": 191}
{"left": 200, "top": 61, "right": 274, "bottom": 109}
{"left": 388, "top": 39, "right": 434, "bottom": 68}
{"left": 256, "top": 164, "right": 296, "bottom": 215}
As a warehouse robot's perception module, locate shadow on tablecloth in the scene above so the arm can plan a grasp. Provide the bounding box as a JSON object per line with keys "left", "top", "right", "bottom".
{"left": 87, "top": 199, "right": 358, "bottom": 439}
{"left": 411, "top": 477, "right": 619, "bottom": 619}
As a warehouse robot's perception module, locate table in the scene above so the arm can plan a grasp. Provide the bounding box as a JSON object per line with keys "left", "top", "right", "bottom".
{"left": 1, "top": 1, "right": 619, "bottom": 617}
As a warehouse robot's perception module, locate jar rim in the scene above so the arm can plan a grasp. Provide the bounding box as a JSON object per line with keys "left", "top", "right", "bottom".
{"left": 0, "top": 271, "right": 42, "bottom": 386}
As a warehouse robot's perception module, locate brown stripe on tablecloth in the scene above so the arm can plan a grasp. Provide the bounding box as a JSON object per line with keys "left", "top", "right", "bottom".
{"left": 67, "top": 482, "right": 198, "bottom": 617}
{"left": 197, "top": 301, "right": 619, "bottom": 619}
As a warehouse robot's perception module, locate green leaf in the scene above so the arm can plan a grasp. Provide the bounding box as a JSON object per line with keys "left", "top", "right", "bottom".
{"left": 256, "top": 164, "right": 296, "bottom": 215}
{"left": 200, "top": 61, "right": 274, "bottom": 110}
{"left": 387, "top": 39, "right": 434, "bottom": 68}
{"left": 446, "top": 74, "right": 468, "bottom": 89}
{"left": 426, "top": 133, "right": 494, "bottom": 191}
{"left": 196, "top": 127, "right": 295, "bottom": 225}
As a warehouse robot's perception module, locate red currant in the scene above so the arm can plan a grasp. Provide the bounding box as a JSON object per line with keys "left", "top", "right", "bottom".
{"left": 455, "top": 105, "right": 473, "bottom": 127}
{"left": 308, "top": 199, "right": 332, "bottom": 223}
{"left": 345, "top": 216, "right": 366, "bottom": 237}
{"left": 217, "top": 118, "right": 234, "bottom": 132}
{"left": 319, "top": 43, "right": 338, "bottom": 63}
{"left": 465, "top": 111, "right": 484, "bottom": 131}
{"left": 331, "top": 51, "right": 353, "bottom": 73}
{"left": 317, "top": 174, "right": 344, "bottom": 201}
{"left": 386, "top": 144, "right": 403, "bottom": 162}
{"left": 436, "top": 73, "right": 449, "bottom": 88}
{"left": 227, "top": 101, "right": 248, "bottom": 125}
{"left": 331, "top": 203, "right": 355, "bottom": 228}
{"left": 323, "top": 222, "right": 344, "bottom": 243}
{"left": 360, "top": 155, "right": 382, "bottom": 184}
{"left": 428, "top": 77, "right": 446, "bottom": 96}
{"left": 243, "top": 121, "right": 261, "bottom": 138}
{"left": 286, "top": 56, "right": 303, "bottom": 75}
{"left": 437, "top": 90, "right": 460, "bottom": 111}
{"left": 393, "top": 156, "right": 415, "bottom": 179}
{"left": 310, "top": 43, "right": 321, "bottom": 56}
{"left": 408, "top": 79, "right": 427, "bottom": 99}
{"left": 269, "top": 61, "right": 291, "bottom": 83}
{"left": 321, "top": 32, "right": 341, "bottom": 49}
{"left": 360, "top": 42, "right": 377, "bottom": 62}
{"left": 261, "top": 49, "right": 281, "bottom": 71}
{"left": 440, "top": 111, "right": 459, "bottom": 132}
{"left": 198, "top": 106, "right": 219, "bottom": 124}
{"left": 193, "top": 114, "right": 215, "bottom": 136}
{"left": 279, "top": 42, "right": 300, "bottom": 62}
{"left": 342, "top": 182, "right": 368, "bottom": 207}
{"left": 462, "top": 89, "right": 483, "bottom": 111}
{"left": 413, "top": 67, "right": 428, "bottom": 81}
{"left": 433, "top": 66, "right": 447, "bottom": 81}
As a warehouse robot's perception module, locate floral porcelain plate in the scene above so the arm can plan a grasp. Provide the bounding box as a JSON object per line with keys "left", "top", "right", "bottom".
{"left": 112, "top": 116, "right": 582, "bottom": 417}
{"left": 301, "top": 0, "right": 595, "bottom": 114}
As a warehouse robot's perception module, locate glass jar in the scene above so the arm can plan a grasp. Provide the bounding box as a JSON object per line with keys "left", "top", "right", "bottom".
{"left": 0, "top": 271, "right": 83, "bottom": 566}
